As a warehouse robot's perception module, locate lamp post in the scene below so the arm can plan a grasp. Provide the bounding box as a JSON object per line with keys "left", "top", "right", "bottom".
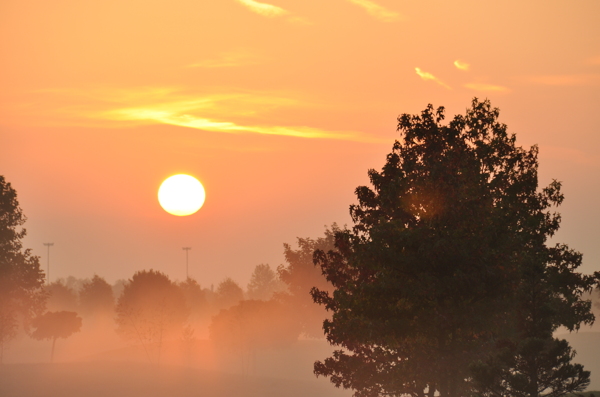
{"left": 43, "top": 243, "right": 54, "bottom": 285}
{"left": 182, "top": 247, "right": 191, "bottom": 279}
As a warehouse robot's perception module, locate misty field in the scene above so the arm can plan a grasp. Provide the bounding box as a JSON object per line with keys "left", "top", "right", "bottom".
{"left": 1, "top": 331, "right": 599, "bottom": 396}
{"left": 0, "top": 337, "right": 353, "bottom": 397}
{"left": 0, "top": 362, "right": 350, "bottom": 397}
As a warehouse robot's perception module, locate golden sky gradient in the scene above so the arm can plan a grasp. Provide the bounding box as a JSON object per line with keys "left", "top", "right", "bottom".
{"left": 1, "top": 0, "right": 599, "bottom": 285}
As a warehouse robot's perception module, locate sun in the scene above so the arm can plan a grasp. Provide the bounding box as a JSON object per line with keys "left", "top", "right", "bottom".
{"left": 158, "top": 174, "right": 206, "bottom": 216}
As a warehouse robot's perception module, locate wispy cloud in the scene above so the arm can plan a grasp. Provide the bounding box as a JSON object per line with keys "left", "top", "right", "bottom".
{"left": 236, "top": 0, "right": 289, "bottom": 18}
{"left": 524, "top": 74, "right": 600, "bottom": 86}
{"left": 464, "top": 83, "right": 509, "bottom": 92}
{"left": 187, "top": 49, "right": 262, "bottom": 68}
{"left": 36, "top": 87, "right": 378, "bottom": 142}
{"left": 346, "top": 0, "right": 401, "bottom": 22}
{"left": 415, "top": 67, "right": 451, "bottom": 89}
{"left": 108, "top": 109, "right": 359, "bottom": 140}
{"left": 453, "top": 60, "right": 470, "bottom": 71}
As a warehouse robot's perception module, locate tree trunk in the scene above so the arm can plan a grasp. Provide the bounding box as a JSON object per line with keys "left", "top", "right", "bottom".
{"left": 51, "top": 337, "right": 56, "bottom": 363}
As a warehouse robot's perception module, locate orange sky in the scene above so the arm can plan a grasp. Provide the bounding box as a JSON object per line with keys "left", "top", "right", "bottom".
{"left": 1, "top": 0, "right": 599, "bottom": 286}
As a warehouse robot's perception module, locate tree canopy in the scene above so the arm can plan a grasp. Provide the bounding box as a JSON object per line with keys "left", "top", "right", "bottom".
{"left": 0, "top": 175, "right": 46, "bottom": 363}
{"left": 311, "top": 99, "right": 599, "bottom": 397}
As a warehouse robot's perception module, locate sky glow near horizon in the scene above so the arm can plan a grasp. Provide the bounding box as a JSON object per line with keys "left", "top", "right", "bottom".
{"left": 1, "top": 0, "right": 599, "bottom": 287}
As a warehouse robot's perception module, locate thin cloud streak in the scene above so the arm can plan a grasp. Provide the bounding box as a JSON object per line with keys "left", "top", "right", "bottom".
{"left": 454, "top": 60, "right": 470, "bottom": 71}
{"left": 464, "top": 83, "right": 510, "bottom": 92}
{"left": 346, "top": 0, "right": 401, "bottom": 22}
{"left": 37, "top": 87, "right": 380, "bottom": 142}
{"left": 236, "top": 0, "right": 289, "bottom": 18}
{"left": 415, "top": 68, "right": 451, "bottom": 89}
{"left": 104, "top": 107, "right": 366, "bottom": 141}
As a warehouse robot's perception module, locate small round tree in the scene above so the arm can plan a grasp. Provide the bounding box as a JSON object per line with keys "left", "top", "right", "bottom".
{"left": 31, "top": 311, "right": 82, "bottom": 362}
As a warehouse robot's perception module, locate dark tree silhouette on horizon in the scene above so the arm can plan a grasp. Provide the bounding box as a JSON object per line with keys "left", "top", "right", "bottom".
{"left": 0, "top": 175, "right": 46, "bottom": 363}
{"left": 311, "top": 99, "right": 599, "bottom": 397}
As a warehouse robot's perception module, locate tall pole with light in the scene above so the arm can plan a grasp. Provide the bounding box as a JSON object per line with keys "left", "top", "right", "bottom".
{"left": 182, "top": 247, "right": 191, "bottom": 279}
{"left": 43, "top": 243, "right": 54, "bottom": 285}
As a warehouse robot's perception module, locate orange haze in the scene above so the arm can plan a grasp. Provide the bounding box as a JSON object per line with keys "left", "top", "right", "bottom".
{"left": 1, "top": 0, "right": 599, "bottom": 286}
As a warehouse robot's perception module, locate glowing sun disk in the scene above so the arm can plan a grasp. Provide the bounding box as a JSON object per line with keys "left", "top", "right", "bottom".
{"left": 158, "top": 174, "right": 206, "bottom": 216}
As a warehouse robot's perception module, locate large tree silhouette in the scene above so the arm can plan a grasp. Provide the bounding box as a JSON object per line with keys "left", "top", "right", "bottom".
{"left": 0, "top": 176, "right": 46, "bottom": 363}
{"left": 312, "top": 100, "right": 598, "bottom": 397}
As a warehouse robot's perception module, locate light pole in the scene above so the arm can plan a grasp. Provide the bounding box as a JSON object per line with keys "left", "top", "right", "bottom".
{"left": 182, "top": 247, "right": 191, "bottom": 279}
{"left": 43, "top": 243, "right": 54, "bottom": 285}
